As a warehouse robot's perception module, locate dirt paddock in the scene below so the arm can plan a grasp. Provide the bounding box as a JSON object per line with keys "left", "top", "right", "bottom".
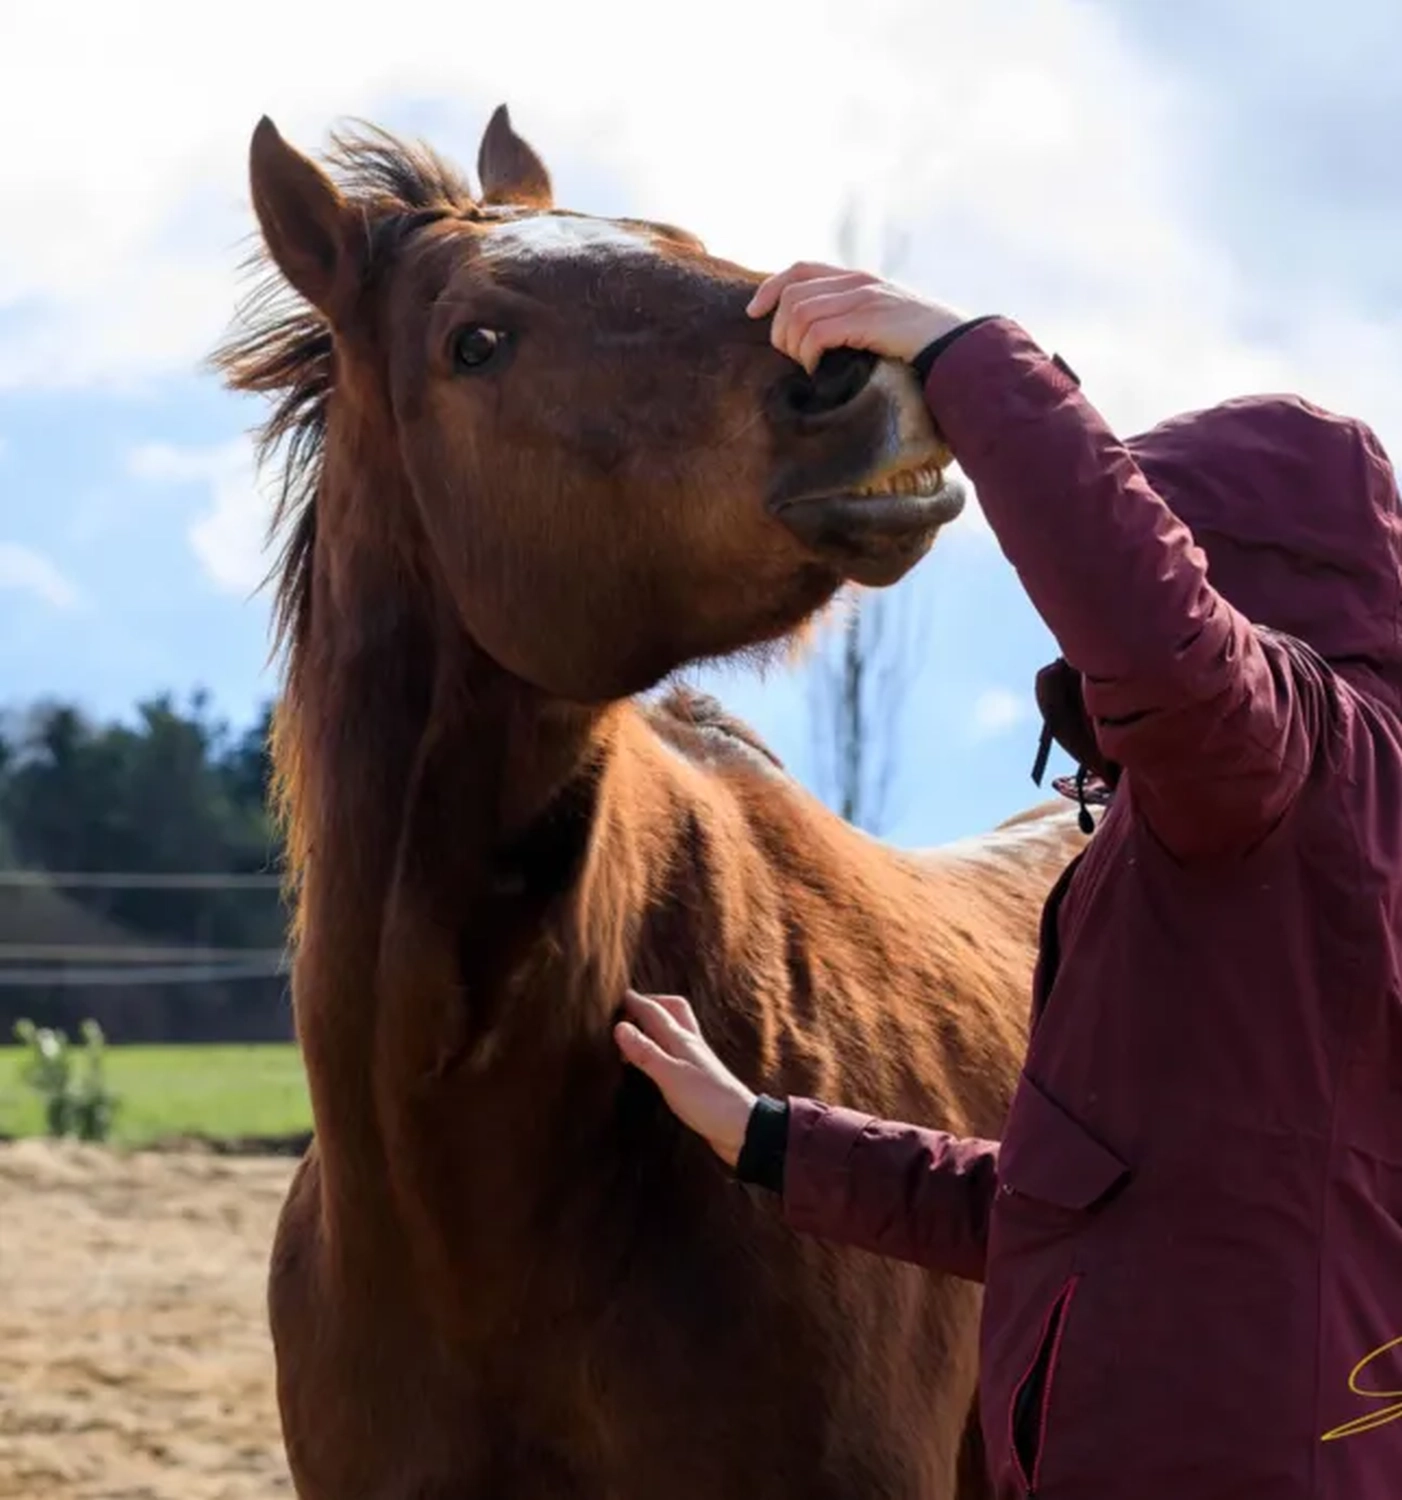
{"left": 0, "top": 1141, "right": 297, "bottom": 1500}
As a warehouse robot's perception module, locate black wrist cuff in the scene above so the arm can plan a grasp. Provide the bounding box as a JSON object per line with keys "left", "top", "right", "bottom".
{"left": 734, "top": 1095, "right": 789, "bottom": 1195}
{"left": 911, "top": 314, "right": 998, "bottom": 383}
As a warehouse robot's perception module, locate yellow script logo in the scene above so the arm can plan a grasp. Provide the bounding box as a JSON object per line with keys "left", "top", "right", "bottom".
{"left": 1321, "top": 1335, "right": 1402, "bottom": 1442}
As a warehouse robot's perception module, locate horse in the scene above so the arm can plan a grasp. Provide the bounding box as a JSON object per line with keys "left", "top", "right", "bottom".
{"left": 215, "top": 103, "right": 1085, "bottom": 1499}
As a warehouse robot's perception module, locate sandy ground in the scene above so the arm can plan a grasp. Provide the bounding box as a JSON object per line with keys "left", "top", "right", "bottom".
{"left": 0, "top": 1141, "right": 297, "bottom": 1500}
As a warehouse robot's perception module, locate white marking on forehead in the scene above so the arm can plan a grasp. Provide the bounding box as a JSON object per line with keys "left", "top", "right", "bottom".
{"left": 481, "top": 214, "right": 659, "bottom": 262}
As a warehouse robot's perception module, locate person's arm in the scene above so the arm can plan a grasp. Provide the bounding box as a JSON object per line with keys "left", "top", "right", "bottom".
{"left": 613, "top": 993, "right": 999, "bottom": 1282}
{"left": 746, "top": 267, "right": 1326, "bottom": 861}
{"left": 916, "top": 318, "right": 1319, "bottom": 859}
{"left": 737, "top": 1094, "right": 999, "bottom": 1283}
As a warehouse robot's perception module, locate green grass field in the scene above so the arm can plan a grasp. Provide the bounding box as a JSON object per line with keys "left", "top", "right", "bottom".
{"left": 0, "top": 1043, "right": 311, "bottom": 1146}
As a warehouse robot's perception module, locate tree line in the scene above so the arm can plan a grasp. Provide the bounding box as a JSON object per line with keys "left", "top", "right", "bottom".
{"left": 0, "top": 694, "right": 291, "bottom": 1044}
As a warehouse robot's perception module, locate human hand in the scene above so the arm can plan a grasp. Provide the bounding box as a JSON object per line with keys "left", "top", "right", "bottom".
{"left": 614, "top": 990, "right": 757, "bottom": 1167}
{"left": 747, "top": 261, "right": 966, "bottom": 373}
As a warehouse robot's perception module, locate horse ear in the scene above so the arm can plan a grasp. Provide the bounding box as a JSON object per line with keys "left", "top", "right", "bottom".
{"left": 477, "top": 104, "right": 554, "bottom": 208}
{"left": 249, "top": 116, "right": 361, "bottom": 319}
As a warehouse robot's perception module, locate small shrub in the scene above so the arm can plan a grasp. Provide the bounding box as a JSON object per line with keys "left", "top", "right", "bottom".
{"left": 12, "top": 1017, "right": 119, "bottom": 1142}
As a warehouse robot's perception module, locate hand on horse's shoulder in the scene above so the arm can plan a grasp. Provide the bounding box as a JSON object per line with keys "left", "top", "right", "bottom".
{"left": 615, "top": 990, "right": 757, "bottom": 1168}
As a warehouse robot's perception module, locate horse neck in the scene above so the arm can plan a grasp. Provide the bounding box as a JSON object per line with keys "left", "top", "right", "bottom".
{"left": 277, "top": 458, "right": 616, "bottom": 1180}
{"left": 286, "top": 611, "right": 694, "bottom": 1313}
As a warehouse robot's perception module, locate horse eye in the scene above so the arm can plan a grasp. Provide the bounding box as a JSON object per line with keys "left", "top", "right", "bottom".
{"left": 452, "top": 326, "right": 504, "bottom": 372}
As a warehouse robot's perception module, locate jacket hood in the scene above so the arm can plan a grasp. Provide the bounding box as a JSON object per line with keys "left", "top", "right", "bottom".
{"left": 1126, "top": 394, "right": 1402, "bottom": 686}
{"left": 1034, "top": 394, "right": 1402, "bottom": 804}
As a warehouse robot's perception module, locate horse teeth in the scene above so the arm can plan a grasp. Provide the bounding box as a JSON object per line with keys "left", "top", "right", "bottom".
{"left": 853, "top": 465, "right": 942, "bottom": 498}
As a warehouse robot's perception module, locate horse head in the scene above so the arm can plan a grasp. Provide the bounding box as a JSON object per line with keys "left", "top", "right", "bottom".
{"left": 240, "top": 104, "right": 961, "bottom": 705}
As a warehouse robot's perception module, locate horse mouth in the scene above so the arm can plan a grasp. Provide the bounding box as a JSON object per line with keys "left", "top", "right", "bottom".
{"left": 776, "top": 461, "right": 966, "bottom": 587}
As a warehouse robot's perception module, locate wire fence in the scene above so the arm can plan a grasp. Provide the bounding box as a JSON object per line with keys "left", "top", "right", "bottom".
{"left": 0, "top": 871, "right": 282, "bottom": 890}
{"left": 0, "top": 870, "right": 289, "bottom": 989}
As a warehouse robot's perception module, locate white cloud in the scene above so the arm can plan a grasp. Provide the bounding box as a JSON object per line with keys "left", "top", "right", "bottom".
{"left": 0, "top": 0, "right": 1393, "bottom": 473}
{"left": 0, "top": 0, "right": 1397, "bottom": 646}
{"left": 126, "top": 438, "right": 271, "bottom": 595}
{"left": 968, "top": 687, "right": 1032, "bottom": 743}
{"left": 0, "top": 543, "right": 83, "bottom": 610}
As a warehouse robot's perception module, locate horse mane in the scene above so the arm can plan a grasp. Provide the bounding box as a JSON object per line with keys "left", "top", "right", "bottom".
{"left": 650, "top": 684, "right": 787, "bottom": 772}
{"left": 210, "top": 124, "right": 477, "bottom": 664}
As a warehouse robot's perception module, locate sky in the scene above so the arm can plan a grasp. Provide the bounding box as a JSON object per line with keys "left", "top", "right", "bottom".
{"left": 2, "top": 0, "right": 1400, "bottom": 848}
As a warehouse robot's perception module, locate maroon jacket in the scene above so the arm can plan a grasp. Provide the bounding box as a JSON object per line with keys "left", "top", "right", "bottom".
{"left": 778, "top": 320, "right": 1402, "bottom": 1497}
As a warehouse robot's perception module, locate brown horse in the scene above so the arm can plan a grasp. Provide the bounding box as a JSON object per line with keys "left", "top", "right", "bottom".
{"left": 216, "top": 103, "right": 1085, "bottom": 1499}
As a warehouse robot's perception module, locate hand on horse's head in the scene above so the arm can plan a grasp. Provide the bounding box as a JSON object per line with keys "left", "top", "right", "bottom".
{"left": 748, "top": 261, "right": 966, "bottom": 375}
{"left": 615, "top": 991, "right": 757, "bottom": 1168}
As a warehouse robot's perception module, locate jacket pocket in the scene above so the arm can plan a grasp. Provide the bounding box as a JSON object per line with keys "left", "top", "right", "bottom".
{"left": 1009, "top": 1276, "right": 1080, "bottom": 1496}
{"left": 997, "top": 1071, "right": 1130, "bottom": 1212}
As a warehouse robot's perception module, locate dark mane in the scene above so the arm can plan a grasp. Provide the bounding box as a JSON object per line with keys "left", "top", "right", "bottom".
{"left": 211, "top": 124, "right": 476, "bottom": 661}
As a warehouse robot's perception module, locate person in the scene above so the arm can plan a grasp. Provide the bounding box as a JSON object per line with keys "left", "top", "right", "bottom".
{"left": 614, "top": 263, "right": 1402, "bottom": 1499}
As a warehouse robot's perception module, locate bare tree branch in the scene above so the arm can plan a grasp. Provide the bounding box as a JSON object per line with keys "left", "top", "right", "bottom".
{"left": 805, "top": 194, "right": 925, "bottom": 836}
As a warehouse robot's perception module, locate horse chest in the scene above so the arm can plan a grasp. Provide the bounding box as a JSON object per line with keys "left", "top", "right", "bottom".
{"left": 268, "top": 1186, "right": 969, "bottom": 1500}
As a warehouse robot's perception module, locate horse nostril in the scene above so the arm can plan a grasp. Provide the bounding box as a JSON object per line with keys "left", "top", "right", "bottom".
{"left": 780, "top": 347, "right": 879, "bottom": 418}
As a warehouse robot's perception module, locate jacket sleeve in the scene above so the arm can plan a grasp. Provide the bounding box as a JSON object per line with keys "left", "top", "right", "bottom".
{"left": 780, "top": 1096, "right": 1000, "bottom": 1283}
{"left": 923, "top": 318, "right": 1323, "bottom": 860}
